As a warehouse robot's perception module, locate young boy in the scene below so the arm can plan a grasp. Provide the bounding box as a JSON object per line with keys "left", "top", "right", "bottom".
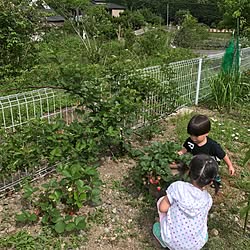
{"left": 178, "top": 114, "right": 235, "bottom": 187}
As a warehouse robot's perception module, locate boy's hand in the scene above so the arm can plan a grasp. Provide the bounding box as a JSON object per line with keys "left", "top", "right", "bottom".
{"left": 178, "top": 148, "right": 187, "bottom": 156}
{"left": 228, "top": 166, "right": 235, "bottom": 176}
{"left": 223, "top": 155, "right": 235, "bottom": 176}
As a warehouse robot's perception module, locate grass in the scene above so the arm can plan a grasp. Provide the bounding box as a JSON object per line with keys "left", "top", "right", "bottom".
{"left": 174, "top": 109, "right": 249, "bottom": 161}
{"left": 205, "top": 211, "right": 250, "bottom": 249}
{"left": 170, "top": 108, "right": 250, "bottom": 248}
{"left": 0, "top": 228, "right": 87, "bottom": 250}
{"left": 208, "top": 32, "right": 232, "bottom": 40}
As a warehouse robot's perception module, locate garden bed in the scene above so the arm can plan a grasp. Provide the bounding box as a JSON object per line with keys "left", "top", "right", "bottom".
{"left": 0, "top": 107, "right": 249, "bottom": 249}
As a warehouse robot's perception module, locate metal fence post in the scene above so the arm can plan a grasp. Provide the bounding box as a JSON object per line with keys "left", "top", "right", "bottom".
{"left": 195, "top": 58, "right": 203, "bottom": 105}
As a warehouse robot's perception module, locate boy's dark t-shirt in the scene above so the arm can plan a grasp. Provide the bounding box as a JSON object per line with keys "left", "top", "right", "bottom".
{"left": 183, "top": 137, "right": 226, "bottom": 161}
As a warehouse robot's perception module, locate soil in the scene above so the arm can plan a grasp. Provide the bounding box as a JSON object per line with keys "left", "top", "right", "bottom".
{"left": 0, "top": 107, "right": 248, "bottom": 249}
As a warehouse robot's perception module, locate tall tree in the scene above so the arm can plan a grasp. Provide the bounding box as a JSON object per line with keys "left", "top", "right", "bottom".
{"left": 0, "top": 0, "right": 42, "bottom": 80}
{"left": 111, "top": 0, "right": 222, "bottom": 26}
{"left": 218, "top": 0, "right": 250, "bottom": 29}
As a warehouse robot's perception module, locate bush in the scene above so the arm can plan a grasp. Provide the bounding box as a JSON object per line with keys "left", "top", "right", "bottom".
{"left": 174, "top": 14, "right": 209, "bottom": 48}
{"left": 0, "top": 1, "right": 41, "bottom": 79}
{"left": 135, "top": 28, "right": 171, "bottom": 56}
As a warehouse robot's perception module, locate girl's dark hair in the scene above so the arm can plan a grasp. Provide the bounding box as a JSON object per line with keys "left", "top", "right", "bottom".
{"left": 189, "top": 154, "right": 219, "bottom": 193}
{"left": 187, "top": 114, "right": 211, "bottom": 136}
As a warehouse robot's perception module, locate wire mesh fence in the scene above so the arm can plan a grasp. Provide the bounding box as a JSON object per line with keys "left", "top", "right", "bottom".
{"left": 241, "top": 47, "right": 250, "bottom": 70}
{"left": 1, "top": 48, "right": 250, "bottom": 131}
{"left": 0, "top": 88, "right": 79, "bottom": 130}
{"left": 0, "top": 47, "right": 250, "bottom": 196}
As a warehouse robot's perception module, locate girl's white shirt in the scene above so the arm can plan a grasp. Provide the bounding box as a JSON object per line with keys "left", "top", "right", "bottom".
{"left": 160, "top": 181, "right": 212, "bottom": 250}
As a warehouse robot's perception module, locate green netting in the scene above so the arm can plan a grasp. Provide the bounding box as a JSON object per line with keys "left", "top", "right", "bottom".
{"left": 221, "top": 34, "right": 240, "bottom": 75}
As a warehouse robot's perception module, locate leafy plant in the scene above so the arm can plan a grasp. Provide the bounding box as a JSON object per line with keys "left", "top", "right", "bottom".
{"left": 15, "top": 161, "right": 101, "bottom": 234}
{"left": 209, "top": 73, "right": 242, "bottom": 112}
{"left": 135, "top": 120, "right": 163, "bottom": 142}
{"left": 16, "top": 210, "right": 38, "bottom": 224}
{"left": 0, "top": 0, "right": 42, "bottom": 80}
{"left": 174, "top": 13, "right": 209, "bottom": 48}
{"left": 57, "top": 162, "right": 102, "bottom": 209}
{"left": 53, "top": 216, "right": 86, "bottom": 234}
{"left": 0, "top": 231, "right": 37, "bottom": 249}
{"left": 135, "top": 28, "right": 172, "bottom": 56}
{"left": 132, "top": 141, "right": 192, "bottom": 194}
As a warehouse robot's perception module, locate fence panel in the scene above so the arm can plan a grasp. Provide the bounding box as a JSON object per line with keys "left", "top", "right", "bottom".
{"left": 199, "top": 52, "right": 224, "bottom": 100}
{"left": 241, "top": 47, "right": 250, "bottom": 70}
{"left": 0, "top": 88, "right": 78, "bottom": 130}
{"left": 170, "top": 58, "right": 200, "bottom": 105}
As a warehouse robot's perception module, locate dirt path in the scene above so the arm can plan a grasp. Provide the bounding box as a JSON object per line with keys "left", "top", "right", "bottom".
{"left": 84, "top": 157, "right": 161, "bottom": 250}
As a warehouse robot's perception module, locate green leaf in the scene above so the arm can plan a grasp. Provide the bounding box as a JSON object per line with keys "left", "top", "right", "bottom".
{"left": 79, "top": 192, "right": 87, "bottom": 202}
{"left": 29, "top": 213, "right": 38, "bottom": 222}
{"left": 16, "top": 213, "right": 26, "bottom": 222}
{"left": 131, "top": 149, "right": 143, "bottom": 157}
{"left": 41, "top": 214, "right": 49, "bottom": 224}
{"left": 50, "top": 147, "right": 61, "bottom": 157}
{"left": 65, "top": 222, "right": 76, "bottom": 232}
{"left": 64, "top": 215, "right": 72, "bottom": 221}
{"left": 51, "top": 214, "right": 63, "bottom": 224}
{"left": 54, "top": 190, "right": 62, "bottom": 201}
{"left": 54, "top": 221, "right": 66, "bottom": 234}
{"left": 76, "top": 180, "right": 84, "bottom": 190}
{"left": 76, "top": 140, "right": 86, "bottom": 151}
{"left": 85, "top": 167, "right": 97, "bottom": 176}
{"left": 240, "top": 205, "right": 250, "bottom": 218}
{"left": 62, "top": 170, "right": 72, "bottom": 178}
{"left": 75, "top": 216, "right": 86, "bottom": 230}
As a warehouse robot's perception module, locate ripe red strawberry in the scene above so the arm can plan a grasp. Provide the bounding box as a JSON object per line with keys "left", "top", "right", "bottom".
{"left": 157, "top": 186, "right": 161, "bottom": 191}
{"left": 149, "top": 178, "right": 154, "bottom": 184}
{"left": 34, "top": 209, "right": 40, "bottom": 216}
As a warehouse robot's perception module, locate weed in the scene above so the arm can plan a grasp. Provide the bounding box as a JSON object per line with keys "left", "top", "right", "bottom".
{"left": 111, "top": 180, "right": 126, "bottom": 192}
{"left": 88, "top": 208, "right": 105, "bottom": 224}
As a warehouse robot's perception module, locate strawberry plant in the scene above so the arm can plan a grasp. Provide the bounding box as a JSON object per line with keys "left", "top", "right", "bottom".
{"left": 53, "top": 216, "right": 86, "bottom": 234}
{"left": 15, "top": 161, "right": 101, "bottom": 234}
{"left": 132, "top": 141, "right": 192, "bottom": 195}
{"left": 0, "top": 119, "right": 65, "bottom": 179}
{"left": 57, "top": 162, "right": 102, "bottom": 210}
{"left": 16, "top": 210, "right": 38, "bottom": 224}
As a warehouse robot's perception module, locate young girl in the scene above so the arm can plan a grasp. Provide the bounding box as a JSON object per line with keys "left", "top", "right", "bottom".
{"left": 153, "top": 154, "right": 219, "bottom": 250}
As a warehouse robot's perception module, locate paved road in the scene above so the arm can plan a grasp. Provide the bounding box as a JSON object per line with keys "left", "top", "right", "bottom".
{"left": 192, "top": 49, "right": 225, "bottom": 56}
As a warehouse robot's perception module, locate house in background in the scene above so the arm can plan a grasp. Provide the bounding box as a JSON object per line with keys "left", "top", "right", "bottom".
{"left": 32, "top": 0, "right": 126, "bottom": 27}
{"left": 42, "top": 4, "right": 65, "bottom": 26}
{"left": 93, "top": 0, "right": 126, "bottom": 17}
{"left": 31, "top": 0, "right": 65, "bottom": 26}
